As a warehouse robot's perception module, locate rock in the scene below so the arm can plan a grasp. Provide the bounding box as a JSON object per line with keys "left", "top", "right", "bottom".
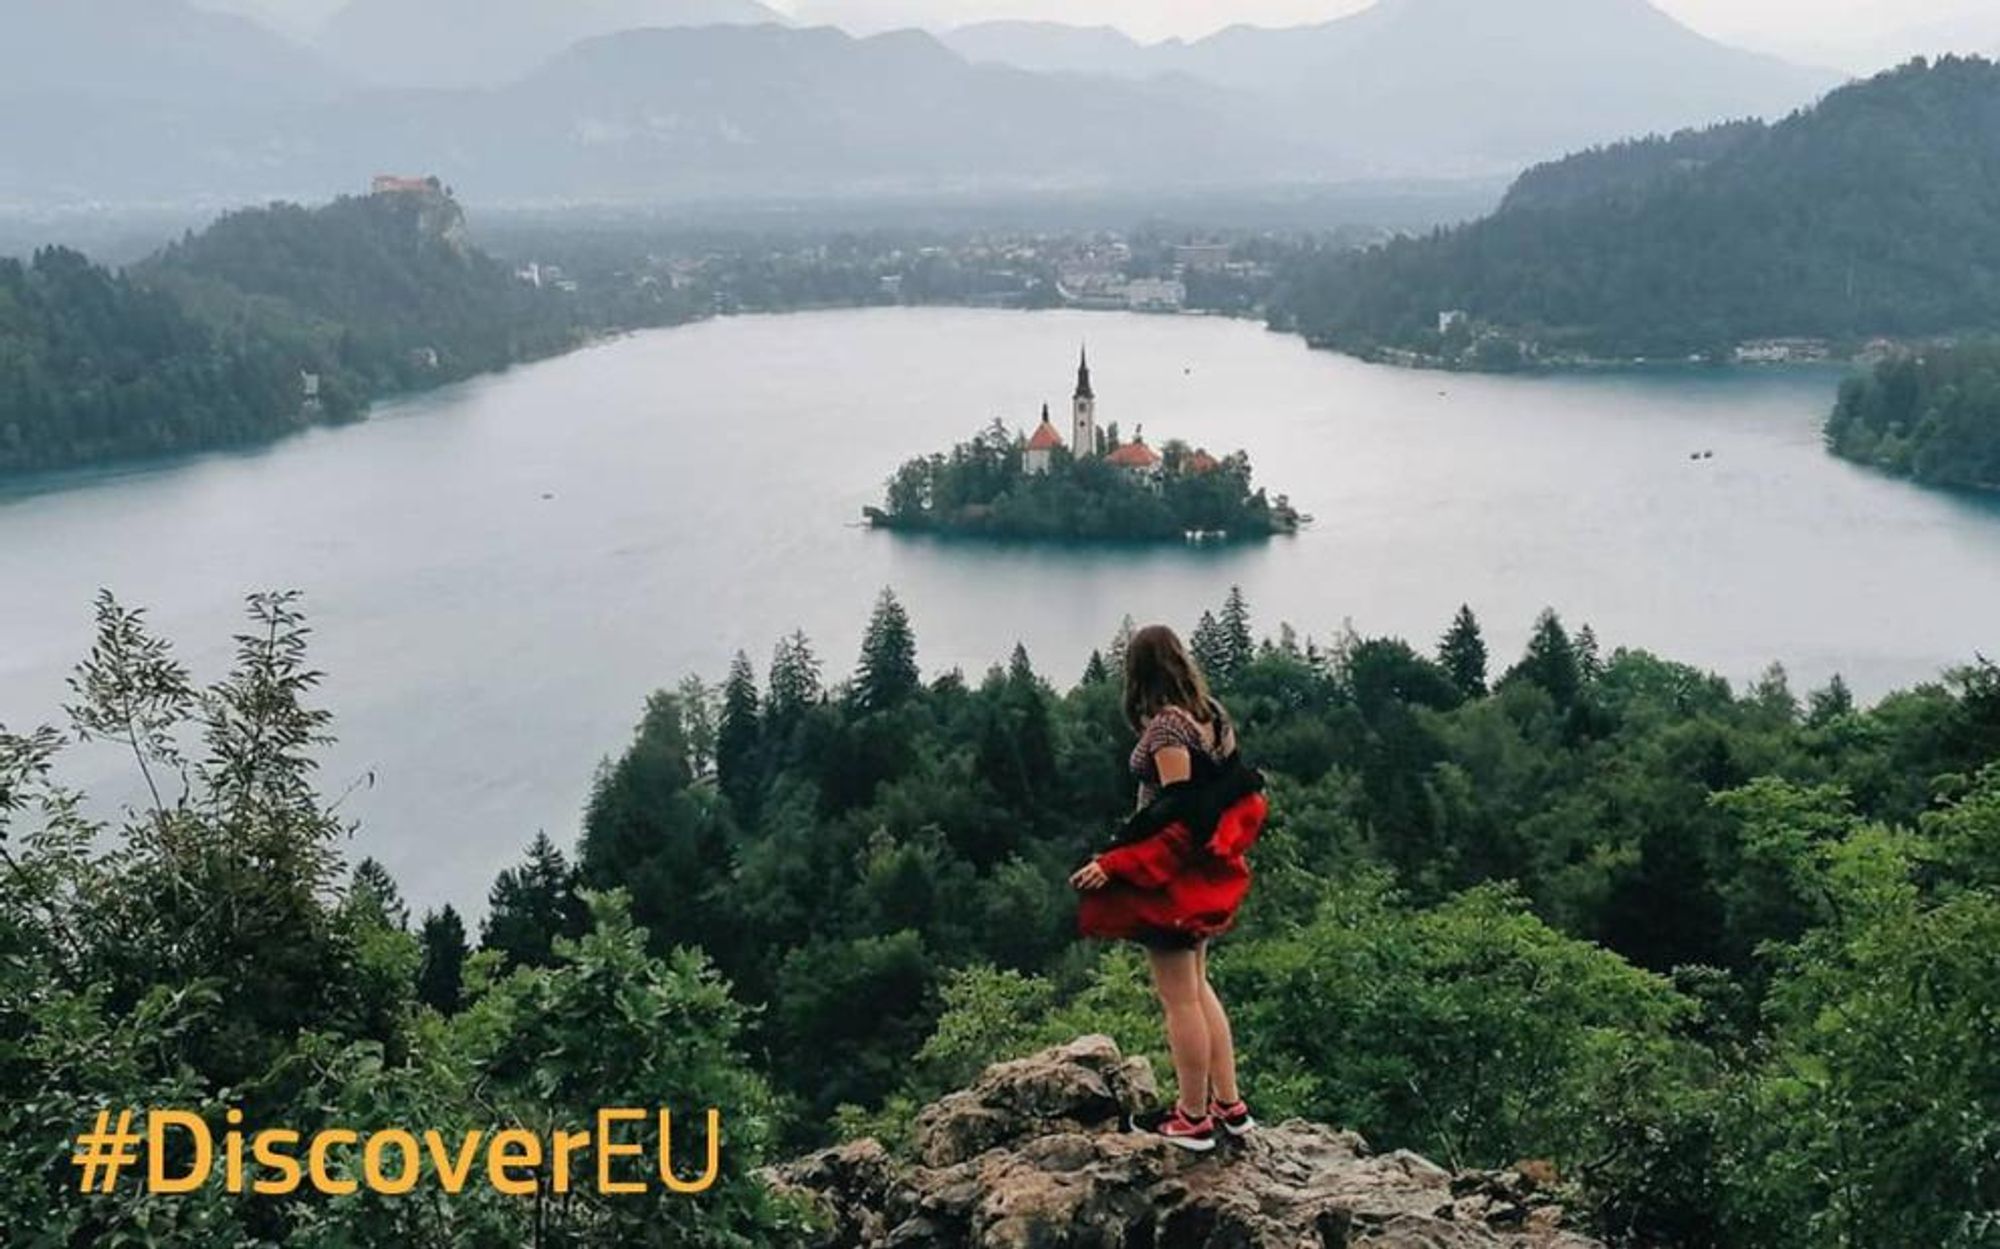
{"left": 772, "top": 1036, "right": 1604, "bottom": 1249}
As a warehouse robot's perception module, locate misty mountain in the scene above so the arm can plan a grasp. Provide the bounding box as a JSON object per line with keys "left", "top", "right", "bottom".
{"left": 1, "top": 0, "right": 340, "bottom": 105}
{"left": 0, "top": 0, "right": 1845, "bottom": 207}
{"left": 0, "top": 24, "right": 1293, "bottom": 205}
{"left": 1273, "top": 0, "right": 1838, "bottom": 172}
{"left": 316, "top": 0, "right": 789, "bottom": 88}
{"left": 939, "top": 21, "right": 1160, "bottom": 79}
{"left": 943, "top": 0, "right": 1843, "bottom": 175}
{"left": 348, "top": 25, "right": 1293, "bottom": 200}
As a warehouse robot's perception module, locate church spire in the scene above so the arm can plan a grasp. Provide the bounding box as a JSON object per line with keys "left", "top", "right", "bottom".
{"left": 1070, "top": 344, "right": 1096, "bottom": 459}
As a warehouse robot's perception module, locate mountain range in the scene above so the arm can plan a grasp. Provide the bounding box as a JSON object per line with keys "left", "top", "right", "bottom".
{"left": 2, "top": 0, "right": 341, "bottom": 105}
{"left": 0, "top": 0, "right": 1845, "bottom": 207}
{"left": 316, "top": 0, "right": 789, "bottom": 88}
{"left": 946, "top": 0, "right": 1843, "bottom": 175}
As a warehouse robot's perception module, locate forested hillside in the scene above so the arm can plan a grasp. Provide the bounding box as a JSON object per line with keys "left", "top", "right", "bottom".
{"left": 0, "top": 247, "right": 308, "bottom": 473}
{"left": 7, "top": 587, "right": 1998, "bottom": 1244}
{"left": 0, "top": 189, "right": 692, "bottom": 476}
{"left": 1827, "top": 339, "right": 2000, "bottom": 488}
{"left": 142, "top": 189, "right": 586, "bottom": 399}
{"left": 1277, "top": 56, "right": 2000, "bottom": 365}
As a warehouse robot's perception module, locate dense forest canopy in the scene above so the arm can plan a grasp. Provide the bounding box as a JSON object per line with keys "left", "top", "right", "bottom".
{"left": 6, "top": 586, "right": 1999, "bottom": 1245}
{"left": 1275, "top": 57, "right": 2000, "bottom": 366}
{"left": 872, "top": 419, "right": 1299, "bottom": 540}
{"left": 0, "top": 246, "right": 307, "bottom": 473}
{"left": 1826, "top": 340, "right": 2000, "bottom": 489}
{"left": 0, "top": 189, "right": 701, "bottom": 477}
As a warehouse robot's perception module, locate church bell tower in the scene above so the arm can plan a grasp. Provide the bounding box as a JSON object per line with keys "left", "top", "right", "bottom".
{"left": 1072, "top": 345, "right": 1096, "bottom": 458}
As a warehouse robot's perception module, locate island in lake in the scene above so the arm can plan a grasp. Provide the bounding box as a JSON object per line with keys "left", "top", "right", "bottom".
{"left": 866, "top": 349, "right": 1304, "bottom": 541}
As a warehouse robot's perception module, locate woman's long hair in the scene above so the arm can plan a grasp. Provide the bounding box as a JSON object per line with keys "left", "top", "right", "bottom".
{"left": 1123, "top": 624, "right": 1224, "bottom": 732}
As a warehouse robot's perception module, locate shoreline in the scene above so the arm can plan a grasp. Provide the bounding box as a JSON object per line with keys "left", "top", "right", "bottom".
{"left": 0, "top": 299, "right": 1915, "bottom": 506}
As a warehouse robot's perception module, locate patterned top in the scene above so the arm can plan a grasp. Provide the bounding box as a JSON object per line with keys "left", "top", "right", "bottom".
{"left": 1129, "top": 703, "right": 1234, "bottom": 808}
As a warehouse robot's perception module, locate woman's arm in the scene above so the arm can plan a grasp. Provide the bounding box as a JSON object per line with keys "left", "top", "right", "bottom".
{"left": 1093, "top": 823, "right": 1194, "bottom": 888}
{"left": 1151, "top": 744, "right": 1193, "bottom": 787}
{"left": 1073, "top": 718, "right": 1203, "bottom": 891}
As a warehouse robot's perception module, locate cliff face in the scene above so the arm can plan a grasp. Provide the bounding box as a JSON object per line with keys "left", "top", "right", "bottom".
{"left": 773, "top": 1036, "right": 1604, "bottom": 1249}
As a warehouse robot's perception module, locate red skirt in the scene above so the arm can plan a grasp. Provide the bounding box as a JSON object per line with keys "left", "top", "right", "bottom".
{"left": 1077, "top": 793, "right": 1265, "bottom": 945}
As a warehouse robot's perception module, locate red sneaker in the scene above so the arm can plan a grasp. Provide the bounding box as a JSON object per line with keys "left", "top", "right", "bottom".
{"left": 1134, "top": 1105, "right": 1218, "bottom": 1153}
{"left": 1210, "top": 1098, "right": 1257, "bottom": 1137}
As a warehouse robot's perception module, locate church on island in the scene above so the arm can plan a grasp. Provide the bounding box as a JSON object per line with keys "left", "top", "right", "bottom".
{"left": 1022, "top": 348, "right": 1221, "bottom": 482}
{"left": 866, "top": 346, "right": 1298, "bottom": 540}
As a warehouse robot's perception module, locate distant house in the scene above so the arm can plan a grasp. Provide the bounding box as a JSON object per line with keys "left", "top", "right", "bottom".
{"left": 1185, "top": 449, "right": 1221, "bottom": 475}
{"left": 1174, "top": 244, "right": 1232, "bottom": 274}
{"left": 1438, "top": 309, "right": 1469, "bottom": 334}
{"left": 1024, "top": 404, "right": 1064, "bottom": 475}
{"left": 1122, "top": 279, "right": 1186, "bottom": 312}
{"left": 371, "top": 174, "right": 441, "bottom": 197}
{"left": 1105, "top": 437, "right": 1163, "bottom": 485}
{"left": 1735, "top": 338, "right": 1832, "bottom": 364}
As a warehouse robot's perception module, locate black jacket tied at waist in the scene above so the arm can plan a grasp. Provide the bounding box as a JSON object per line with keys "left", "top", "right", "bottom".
{"left": 1111, "top": 751, "right": 1266, "bottom": 854}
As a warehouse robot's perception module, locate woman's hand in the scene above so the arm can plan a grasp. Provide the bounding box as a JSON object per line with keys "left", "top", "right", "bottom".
{"left": 1070, "top": 859, "right": 1110, "bottom": 891}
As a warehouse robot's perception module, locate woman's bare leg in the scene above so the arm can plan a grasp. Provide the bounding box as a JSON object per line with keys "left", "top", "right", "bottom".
{"left": 1146, "top": 946, "right": 1212, "bottom": 1116}
{"left": 1195, "top": 943, "right": 1241, "bottom": 1105}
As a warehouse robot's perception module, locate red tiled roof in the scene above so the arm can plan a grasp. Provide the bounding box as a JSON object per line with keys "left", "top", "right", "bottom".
{"left": 1105, "top": 440, "right": 1161, "bottom": 468}
{"left": 1026, "top": 419, "right": 1065, "bottom": 451}
{"left": 1187, "top": 449, "right": 1221, "bottom": 473}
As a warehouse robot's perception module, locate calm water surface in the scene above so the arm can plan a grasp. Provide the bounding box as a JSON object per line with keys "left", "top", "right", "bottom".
{"left": 6, "top": 308, "right": 1998, "bottom": 913}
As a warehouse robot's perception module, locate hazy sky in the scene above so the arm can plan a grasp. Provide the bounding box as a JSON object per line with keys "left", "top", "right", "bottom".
{"left": 203, "top": 0, "right": 1999, "bottom": 70}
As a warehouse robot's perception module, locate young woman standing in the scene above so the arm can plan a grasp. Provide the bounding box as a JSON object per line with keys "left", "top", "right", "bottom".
{"left": 1072, "top": 624, "right": 1268, "bottom": 1152}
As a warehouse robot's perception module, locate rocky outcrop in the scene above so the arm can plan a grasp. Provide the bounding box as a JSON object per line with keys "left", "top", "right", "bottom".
{"left": 773, "top": 1036, "right": 1602, "bottom": 1249}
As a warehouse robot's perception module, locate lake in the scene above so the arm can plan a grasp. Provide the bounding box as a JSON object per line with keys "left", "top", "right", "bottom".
{"left": 6, "top": 307, "right": 1998, "bottom": 915}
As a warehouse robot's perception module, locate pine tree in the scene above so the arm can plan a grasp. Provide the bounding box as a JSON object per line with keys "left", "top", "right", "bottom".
{"left": 1107, "top": 616, "right": 1136, "bottom": 675}
{"left": 717, "top": 651, "right": 762, "bottom": 820}
{"left": 855, "top": 589, "right": 920, "bottom": 712}
{"left": 1504, "top": 608, "right": 1581, "bottom": 707}
{"left": 1575, "top": 624, "right": 1604, "bottom": 684}
{"left": 767, "top": 629, "right": 823, "bottom": 724}
{"left": 1218, "top": 586, "right": 1254, "bottom": 682}
{"left": 1273, "top": 622, "right": 1302, "bottom": 660}
{"left": 1008, "top": 642, "right": 1035, "bottom": 686}
{"left": 1808, "top": 673, "right": 1855, "bottom": 725}
{"left": 1190, "top": 610, "right": 1229, "bottom": 682}
{"left": 674, "top": 674, "right": 718, "bottom": 778}
{"left": 1751, "top": 661, "right": 1799, "bottom": 723}
{"left": 1082, "top": 650, "right": 1110, "bottom": 685}
{"left": 482, "top": 832, "right": 584, "bottom": 969}
{"left": 417, "top": 904, "right": 468, "bottom": 1013}
{"left": 349, "top": 857, "right": 408, "bottom": 930}
{"left": 1438, "top": 605, "right": 1489, "bottom": 699}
